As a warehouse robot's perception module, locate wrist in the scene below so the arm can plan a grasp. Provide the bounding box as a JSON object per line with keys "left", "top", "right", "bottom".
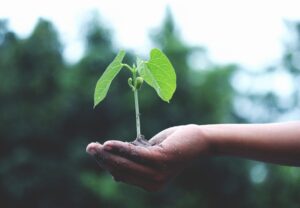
{"left": 199, "top": 124, "right": 222, "bottom": 156}
{"left": 183, "top": 124, "right": 217, "bottom": 157}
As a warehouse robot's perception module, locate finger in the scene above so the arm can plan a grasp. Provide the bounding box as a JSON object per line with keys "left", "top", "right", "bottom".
{"left": 104, "top": 153, "right": 164, "bottom": 192}
{"left": 149, "top": 126, "right": 180, "bottom": 145}
{"left": 93, "top": 147, "right": 163, "bottom": 187}
{"left": 86, "top": 142, "right": 108, "bottom": 169}
{"left": 86, "top": 142, "right": 103, "bottom": 155}
{"left": 90, "top": 147, "right": 162, "bottom": 191}
{"left": 99, "top": 150, "right": 158, "bottom": 182}
{"left": 102, "top": 140, "right": 163, "bottom": 168}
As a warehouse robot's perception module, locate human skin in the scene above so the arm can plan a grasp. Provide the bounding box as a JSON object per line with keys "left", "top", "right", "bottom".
{"left": 86, "top": 121, "right": 300, "bottom": 191}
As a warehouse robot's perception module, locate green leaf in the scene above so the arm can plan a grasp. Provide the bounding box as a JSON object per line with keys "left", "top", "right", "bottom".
{"left": 94, "top": 50, "right": 126, "bottom": 108}
{"left": 140, "top": 48, "right": 176, "bottom": 102}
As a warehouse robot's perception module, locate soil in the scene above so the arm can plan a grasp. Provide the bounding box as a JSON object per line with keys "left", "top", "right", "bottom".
{"left": 131, "top": 135, "right": 152, "bottom": 147}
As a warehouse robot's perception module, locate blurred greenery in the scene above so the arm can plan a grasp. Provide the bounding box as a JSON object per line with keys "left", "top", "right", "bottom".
{"left": 0, "top": 10, "right": 300, "bottom": 208}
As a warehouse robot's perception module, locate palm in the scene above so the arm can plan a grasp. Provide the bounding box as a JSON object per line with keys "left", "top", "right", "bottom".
{"left": 86, "top": 125, "right": 208, "bottom": 191}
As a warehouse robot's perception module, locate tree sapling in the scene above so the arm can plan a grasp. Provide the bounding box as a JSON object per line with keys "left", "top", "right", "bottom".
{"left": 93, "top": 48, "right": 176, "bottom": 146}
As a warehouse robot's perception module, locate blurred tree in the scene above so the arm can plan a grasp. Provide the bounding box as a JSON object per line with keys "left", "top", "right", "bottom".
{"left": 282, "top": 22, "right": 300, "bottom": 112}
{"left": 232, "top": 22, "right": 300, "bottom": 123}
{"left": 229, "top": 21, "right": 300, "bottom": 207}
{"left": 59, "top": 13, "right": 116, "bottom": 140}
{"left": 0, "top": 19, "right": 102, "bottom": 208}
{"left": 248, "top": 21, "right": 300, "bottom": 208}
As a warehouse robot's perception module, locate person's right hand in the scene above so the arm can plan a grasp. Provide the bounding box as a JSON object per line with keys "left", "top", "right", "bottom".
{"left": 86, "top": 124, "right": 212, "bottom": 191}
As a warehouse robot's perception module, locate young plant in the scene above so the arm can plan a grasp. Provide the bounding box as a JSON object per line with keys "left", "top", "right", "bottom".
{"left": 93, "top": 48, "right": 176, "bottom": 146}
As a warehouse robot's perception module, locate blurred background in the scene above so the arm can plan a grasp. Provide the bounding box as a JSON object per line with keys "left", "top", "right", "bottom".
{"left": 0, "top": 0, "right": 300, "bottom": 207}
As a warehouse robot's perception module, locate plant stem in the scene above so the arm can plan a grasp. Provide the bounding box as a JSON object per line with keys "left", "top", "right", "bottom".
{"left": 122, "top": 64, "right": 133, "bottom": 73}
{"left": 132, "top": 68, "right": 141, "bottom": 138}
{"left": 134, "top": 88, "right": 141, "bottom": 138}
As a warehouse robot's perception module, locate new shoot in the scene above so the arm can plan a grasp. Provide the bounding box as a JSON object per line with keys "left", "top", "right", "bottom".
{"left": 93, "top": 48, "right": 176, "bottom": 146}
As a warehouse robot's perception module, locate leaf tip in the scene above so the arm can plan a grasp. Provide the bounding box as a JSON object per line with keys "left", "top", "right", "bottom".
{"left": 93, "top": 99, "right": 100, "bottom": 109}
{"left": 93, "top": 103, "right": 97, "bottom": 109}
{"left": 118, "top": 49, "right": 126, "bottom": 58}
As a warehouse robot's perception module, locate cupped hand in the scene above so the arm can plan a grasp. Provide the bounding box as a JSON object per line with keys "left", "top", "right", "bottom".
{"left": 86, "top": 124, "right": 211, "bottom": 191}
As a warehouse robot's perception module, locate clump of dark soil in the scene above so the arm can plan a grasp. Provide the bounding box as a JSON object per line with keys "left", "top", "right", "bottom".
{"left": 131, "top": 135, "right": 152, "bottom": 147}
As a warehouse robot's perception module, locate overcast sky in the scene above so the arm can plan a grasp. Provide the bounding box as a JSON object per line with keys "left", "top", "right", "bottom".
{"left": 1, "top": 0, "right": 300, "bottom": 69}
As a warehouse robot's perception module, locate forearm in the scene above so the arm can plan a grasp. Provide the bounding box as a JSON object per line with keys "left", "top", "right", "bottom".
{"left": 202, "top": 121, "right": 300, "bottom": 166}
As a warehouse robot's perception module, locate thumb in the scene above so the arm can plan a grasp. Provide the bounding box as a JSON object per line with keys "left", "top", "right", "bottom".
{"left": 149, "top": 126, "right": 180, "bottom": 145}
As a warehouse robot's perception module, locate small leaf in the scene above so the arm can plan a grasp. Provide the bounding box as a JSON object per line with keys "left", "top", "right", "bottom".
{"left": 140, "top": 48, "right": 176, "bottom": 102}
{"left": 94, "top": 50, "right": 126, "bottom": 108}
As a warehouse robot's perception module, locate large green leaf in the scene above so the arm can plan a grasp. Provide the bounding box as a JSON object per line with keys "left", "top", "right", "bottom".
{"left": 140, "top": 48, "right": 176, "bottom": 102}
{"left": 94, "top": 50, "right": 126, "bottom": 108}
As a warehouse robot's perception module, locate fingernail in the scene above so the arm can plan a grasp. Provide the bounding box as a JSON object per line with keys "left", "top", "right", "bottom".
{"left": 87, "top": 147, "right": 97, "bottom": 155}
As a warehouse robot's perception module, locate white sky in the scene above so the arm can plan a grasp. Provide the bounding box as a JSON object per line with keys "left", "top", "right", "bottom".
{"left": 1, "top": 0, "right": 300, "bottom": 69}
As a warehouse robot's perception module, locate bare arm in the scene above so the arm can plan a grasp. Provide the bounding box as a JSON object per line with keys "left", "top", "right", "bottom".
{"left": 86, "top": 121, "right": 300, "bottom": 191}
{"left": 204, "top": 121, "right": 300, "bottom": 166}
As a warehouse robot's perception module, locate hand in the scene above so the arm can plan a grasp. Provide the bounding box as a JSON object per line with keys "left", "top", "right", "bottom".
{"left": 86, "top": 124, "right": 211, "bottom": 191}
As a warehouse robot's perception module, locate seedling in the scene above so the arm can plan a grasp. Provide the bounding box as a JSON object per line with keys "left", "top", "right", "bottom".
{"left": 94, "top": 48, "right": 176, "bottom": 146}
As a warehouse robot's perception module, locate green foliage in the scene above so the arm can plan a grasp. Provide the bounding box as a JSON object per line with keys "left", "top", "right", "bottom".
{"left": 140, "top": 48, "right": 176, "bottom": 102}
{"left": 93, "top": 48, "right": 177, "bottom": 107}
{"left": 94, "top": 50, "right": 126, "bottom": 107}
{"left": 93, "top": 48, "right": 177, "bottom": 138}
